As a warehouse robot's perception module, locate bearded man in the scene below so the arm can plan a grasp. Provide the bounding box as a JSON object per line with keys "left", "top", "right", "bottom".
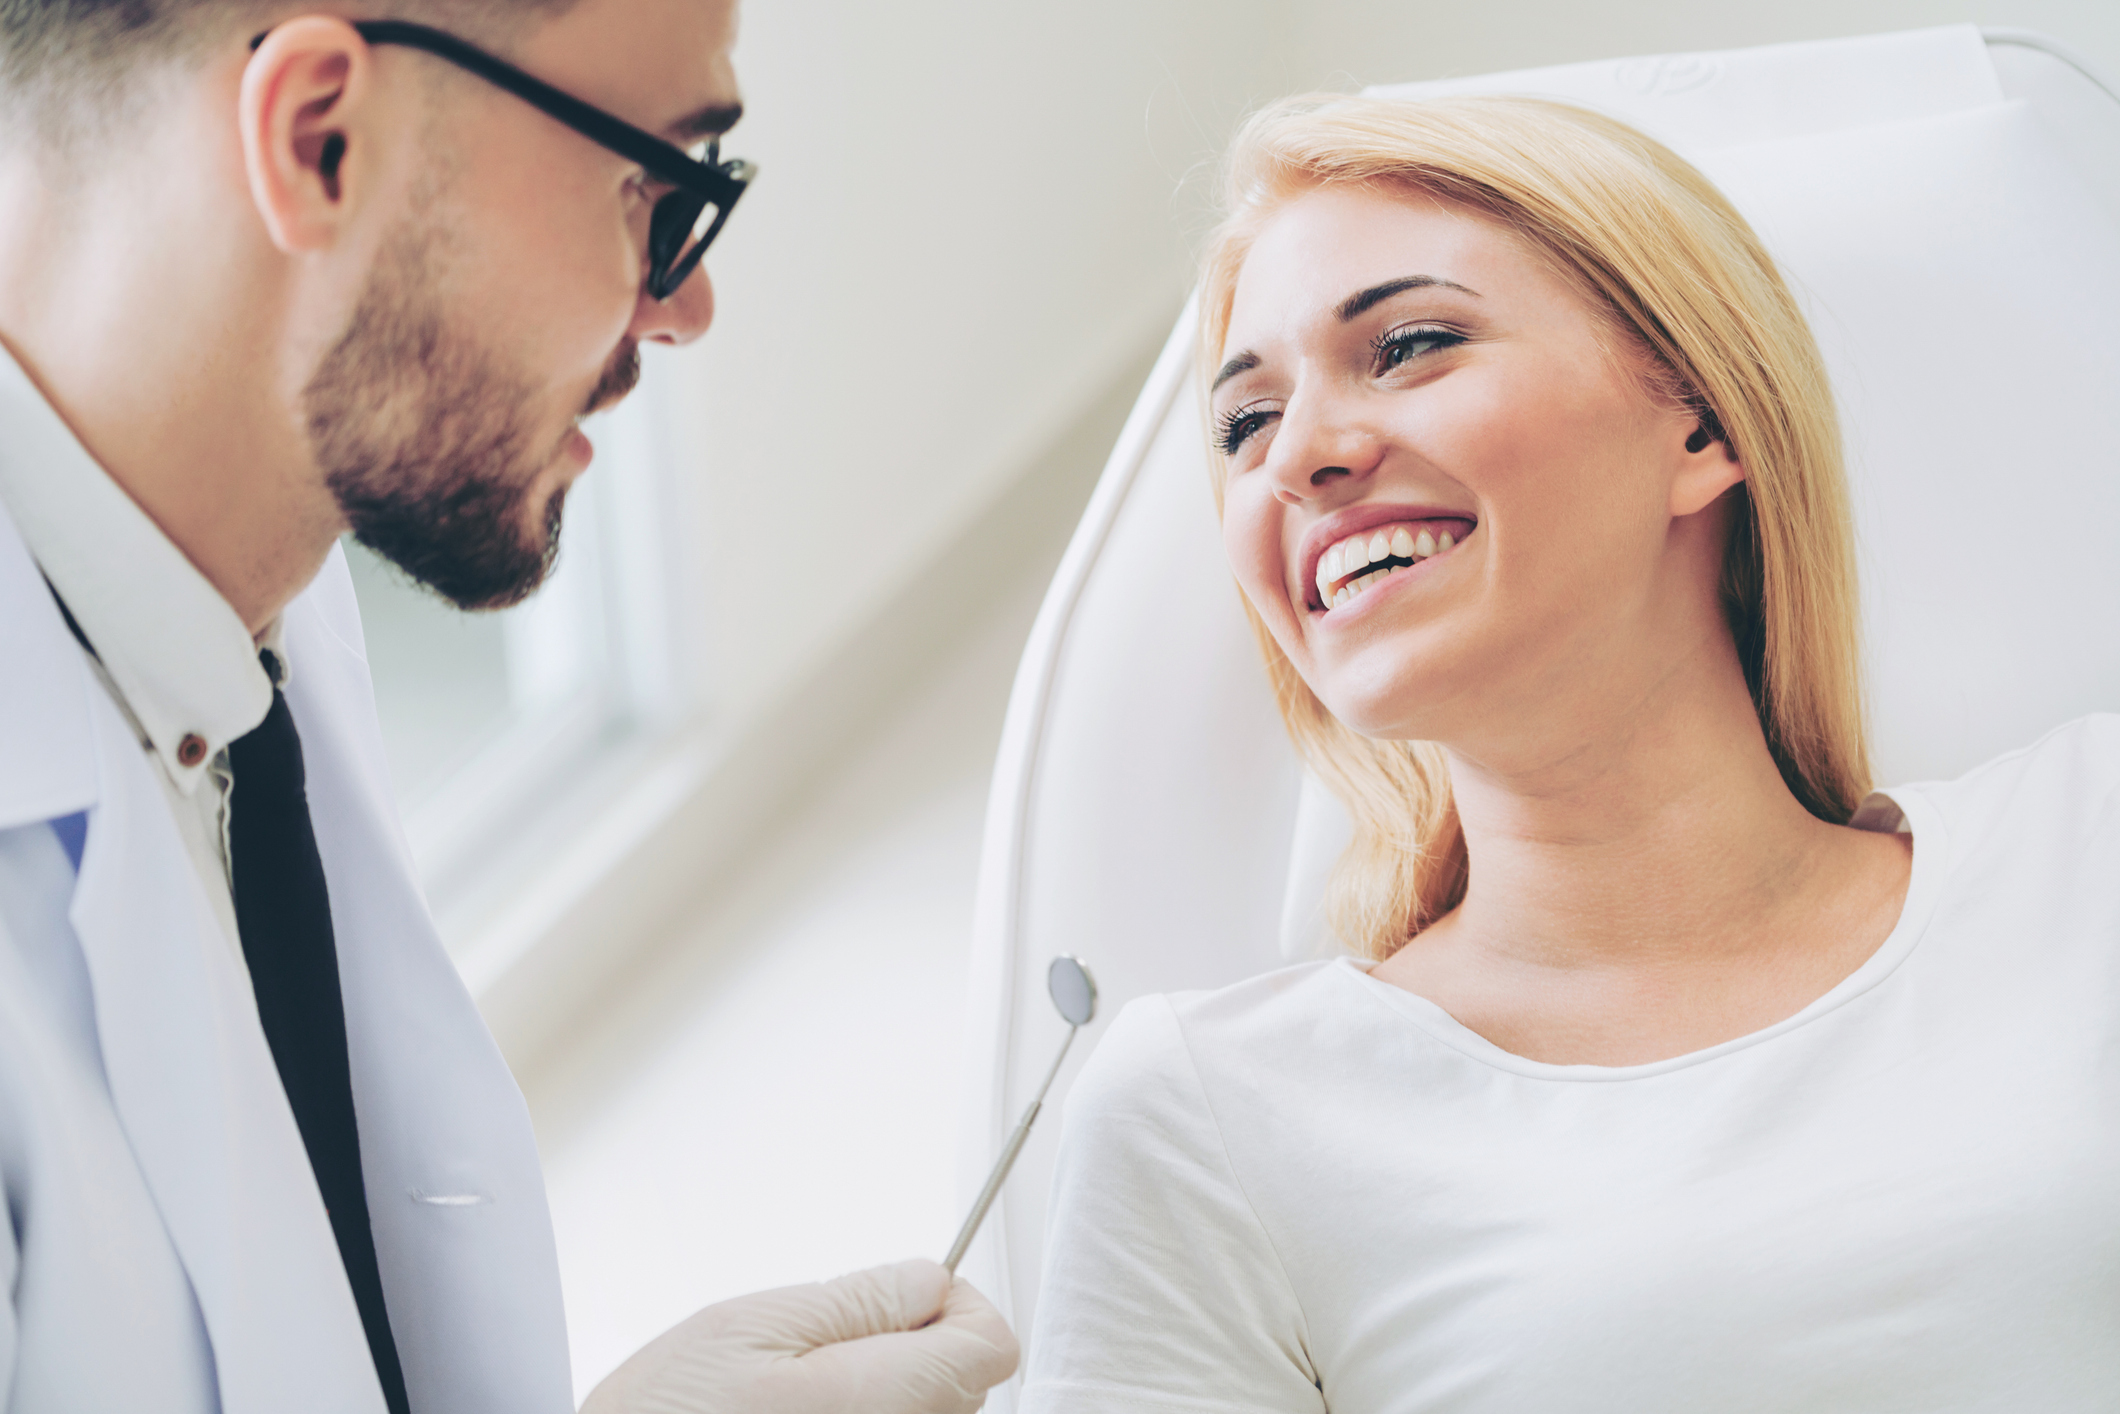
{"left": 0, "top": 1, "right": 1017, "bottom": 1411}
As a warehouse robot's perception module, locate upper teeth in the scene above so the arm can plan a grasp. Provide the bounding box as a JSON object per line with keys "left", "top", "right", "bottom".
{"left": 1316, "top": 522, "right": 1460, "bottom": 609}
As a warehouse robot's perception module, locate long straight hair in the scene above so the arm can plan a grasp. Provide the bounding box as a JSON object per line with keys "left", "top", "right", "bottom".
{"left": 1200, "top": 94, "right": 1869, "bottom": 960}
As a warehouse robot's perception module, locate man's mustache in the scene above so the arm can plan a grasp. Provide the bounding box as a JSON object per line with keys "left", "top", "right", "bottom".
{"left": 582, "top": 342, "right": 641, "bottom": 419}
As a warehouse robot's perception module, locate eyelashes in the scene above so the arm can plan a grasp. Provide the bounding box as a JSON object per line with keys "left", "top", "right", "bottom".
{"left": 1215, "top": 402, "right": 1277, "bottom": 456}
{"left": 1214, "top": 323, "right": 1468, "bottom": 457}
{"left": 1370, "top": 323, "right": 1466, "bottom": 370}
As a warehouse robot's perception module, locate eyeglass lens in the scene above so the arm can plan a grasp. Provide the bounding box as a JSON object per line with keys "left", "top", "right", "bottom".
{"left": 648, "top": 191, "right": 729, "bottom": 295}
{"left": 645, "top": 142, "right": 740, "bottom": 299}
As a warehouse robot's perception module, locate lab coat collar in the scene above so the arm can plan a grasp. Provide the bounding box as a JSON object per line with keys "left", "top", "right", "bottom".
{"left": 0, "top": 496, "right": 96, "bottom": 832}
{"left": 0, "top": 341, "right": 275, "bottom": 794}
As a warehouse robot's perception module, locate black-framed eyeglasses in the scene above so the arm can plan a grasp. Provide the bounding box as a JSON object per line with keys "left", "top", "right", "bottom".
{"left": 252, "top": 19, "right": 754, "bottom": 300}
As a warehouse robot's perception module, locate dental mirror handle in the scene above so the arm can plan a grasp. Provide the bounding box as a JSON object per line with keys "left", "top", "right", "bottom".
{"left": 943, "top": 1024, "right": 1079, "bottom": 1274}
{"left": 944, "top": 1099, "right": 1039, "bottom": 1273}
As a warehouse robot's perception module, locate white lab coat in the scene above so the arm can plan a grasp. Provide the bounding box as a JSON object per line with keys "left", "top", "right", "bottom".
{"left": 0, "top": 496, "right": 574, "bottom": 1413}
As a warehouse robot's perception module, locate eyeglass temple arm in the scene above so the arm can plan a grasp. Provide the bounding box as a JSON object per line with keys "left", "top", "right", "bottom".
{"left": 360, "top": 21, "right": 726, "bottom": 188}
{"left": 251, "top": 19, "right": 735, "bottom": 194}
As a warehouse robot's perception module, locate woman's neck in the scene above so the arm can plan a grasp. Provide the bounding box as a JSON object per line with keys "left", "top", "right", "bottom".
{"left": 1372, "top": 638, "right": 1911, "bottom": 1066}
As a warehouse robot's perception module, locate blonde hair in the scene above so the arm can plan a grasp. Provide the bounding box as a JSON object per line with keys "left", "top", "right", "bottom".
{"left": 1200, "top": 94, "right": 1869, "bottom": 960}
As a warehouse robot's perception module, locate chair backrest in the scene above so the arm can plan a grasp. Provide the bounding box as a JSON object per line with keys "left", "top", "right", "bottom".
{"left": 956, "top": 27, "right": 2120, "bottom": 1405}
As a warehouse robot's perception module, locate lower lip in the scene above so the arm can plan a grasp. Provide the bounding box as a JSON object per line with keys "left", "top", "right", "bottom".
{"left": 1313, "top": 546, "right": 1457, "bottom": 620}
{"left": 565, "top": 424, "right": 594, "bottom": 466}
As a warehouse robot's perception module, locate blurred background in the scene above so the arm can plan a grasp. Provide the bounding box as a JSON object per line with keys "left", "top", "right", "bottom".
{"left": 341, "top": 0, "right": 2120, "bottom": 1395}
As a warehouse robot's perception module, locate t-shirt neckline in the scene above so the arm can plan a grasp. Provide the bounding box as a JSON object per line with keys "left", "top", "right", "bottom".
{"left": 1335, "top": 784, "right": 1950, "bottom": 1083}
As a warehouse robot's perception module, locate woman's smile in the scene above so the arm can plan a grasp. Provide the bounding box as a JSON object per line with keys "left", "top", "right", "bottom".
{"left": 1304, "top": 514, "right": 1477, "bottom": 613}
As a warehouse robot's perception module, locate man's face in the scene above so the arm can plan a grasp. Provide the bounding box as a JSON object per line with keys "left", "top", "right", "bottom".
{"left": 308, "top": 0, "right": 739, "bottom": 609}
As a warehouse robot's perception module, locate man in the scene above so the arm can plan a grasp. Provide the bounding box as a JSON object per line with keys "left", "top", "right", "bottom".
{"left": 0, "top": 0, "right": 1018, "bottom": 1410}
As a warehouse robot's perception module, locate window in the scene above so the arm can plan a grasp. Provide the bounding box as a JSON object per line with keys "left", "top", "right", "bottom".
{"left": 345, "top": 362, "right": 688, "bottom": 931}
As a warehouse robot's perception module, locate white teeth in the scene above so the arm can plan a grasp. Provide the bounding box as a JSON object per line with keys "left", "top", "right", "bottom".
{"left": 1319, "top": 522, "right": 1472, "bottom": 611}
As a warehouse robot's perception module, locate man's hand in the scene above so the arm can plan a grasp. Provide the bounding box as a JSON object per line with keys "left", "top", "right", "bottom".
{"left": 581, "top": 1259, "right": 1020, "bottom": 1414}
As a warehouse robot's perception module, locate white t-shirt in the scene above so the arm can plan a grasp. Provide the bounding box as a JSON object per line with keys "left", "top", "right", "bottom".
{"left": 1024, "top": 715, "right": 2120, "bottom": 1413}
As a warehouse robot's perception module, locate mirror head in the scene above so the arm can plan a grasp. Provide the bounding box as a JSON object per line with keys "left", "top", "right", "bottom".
{"left": 1048, "top": 956, "right": 1098, "bottom": 1028}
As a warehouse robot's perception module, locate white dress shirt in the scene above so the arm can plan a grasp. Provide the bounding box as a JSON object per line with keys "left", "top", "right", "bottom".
{"left": 0, "top": 342, "right": 286, "bottom": 969}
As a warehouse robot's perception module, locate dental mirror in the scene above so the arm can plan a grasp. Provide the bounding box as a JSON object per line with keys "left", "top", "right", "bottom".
{"left": 1048, "top": 954, "right": 1097, "bottom": 1027}
{"left": 944, "top": 955, "right": 1100, "bottom": 1273}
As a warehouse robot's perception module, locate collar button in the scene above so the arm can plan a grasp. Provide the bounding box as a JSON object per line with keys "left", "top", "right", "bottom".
{"left": 177, "top": 734, "right": 209, "bottom": 768}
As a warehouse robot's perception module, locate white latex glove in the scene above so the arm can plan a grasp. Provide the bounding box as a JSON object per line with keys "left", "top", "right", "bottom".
{"left": 580, "top": 1259, "right": 1019, "bottom": 1414}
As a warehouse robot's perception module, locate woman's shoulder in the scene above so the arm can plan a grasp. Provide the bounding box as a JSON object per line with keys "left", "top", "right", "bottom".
{"left": 1878, "top": 713, "right": 2120, "bottom": 828}
{"left": 1051, "top": 963, "right": 1370, "bottom": 1286}
{"left": 1068, "top": 960, "right": 1369, "bottom": 1130}
{"left": 1870, "top": 714, "right": 2120, "bottom": 893}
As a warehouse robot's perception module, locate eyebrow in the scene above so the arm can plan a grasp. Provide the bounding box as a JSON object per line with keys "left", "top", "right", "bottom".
{"left": 1213, "top": 274, "right": 1483, "bottom": 395}
{"left": 1335, "top": 274, "right": 1481, "bottom": 322}
{"left": 666, "top": 100, "right": 744, "bottom": 142}
{"left": 1211, "top": 350, "right": 1260, "bottom": 394}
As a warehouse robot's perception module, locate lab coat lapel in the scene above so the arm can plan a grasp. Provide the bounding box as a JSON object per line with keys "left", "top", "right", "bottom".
{"left": 0, "top": 504, "right": 389, "bottom": 1414}
{"left": 284, "top": 546, "right": 574, "bottom": 1414}
{"left": 68, "top": 708, "right": 391, "bottom": 1414}
{"left": 0, "top": 501, "right": 94, "bottom": 831}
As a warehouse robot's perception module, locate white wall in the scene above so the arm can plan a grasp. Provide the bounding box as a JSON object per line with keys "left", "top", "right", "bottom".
{"left": 1291, "top": 0, "right": 2117, "bottom": 94}
{"left": 651, "top": 0, "right": 1289, "bottom": 733}
{"left": 639, "top": 0, "right": 2115, "bottom": 740}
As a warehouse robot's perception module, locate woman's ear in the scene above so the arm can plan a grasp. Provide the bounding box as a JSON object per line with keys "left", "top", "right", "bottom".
{"left": 1670, "top": 415, "right": 1744, "bottom": 517}
{"left": 239, "top": 17, "right": 376, "bottom": 254}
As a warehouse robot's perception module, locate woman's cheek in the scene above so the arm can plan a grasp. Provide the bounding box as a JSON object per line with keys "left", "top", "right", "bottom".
{"left": 1224, "top": 491, "right": 1293, "bottom": 623}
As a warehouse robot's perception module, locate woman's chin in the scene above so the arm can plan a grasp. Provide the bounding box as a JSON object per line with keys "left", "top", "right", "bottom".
{"left": 1313, "top": 678, "right": 1453, "bottom": 744}
{"left": 1303, "top": 633, "right": 1477, "bottom": 741}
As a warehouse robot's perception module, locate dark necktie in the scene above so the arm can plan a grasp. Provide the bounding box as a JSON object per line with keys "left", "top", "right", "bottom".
{"left": 229, "top": 651, "right": 412, "bottom": 1414}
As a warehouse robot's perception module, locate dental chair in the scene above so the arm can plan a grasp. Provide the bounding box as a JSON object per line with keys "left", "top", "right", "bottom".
{"left": 957, "top": 26, "right": 2120, "bottom": 1408}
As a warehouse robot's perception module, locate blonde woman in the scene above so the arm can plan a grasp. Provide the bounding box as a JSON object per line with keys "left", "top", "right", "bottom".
{"left": 1023, "top": 95, "right": 2120, "bottom": 1412}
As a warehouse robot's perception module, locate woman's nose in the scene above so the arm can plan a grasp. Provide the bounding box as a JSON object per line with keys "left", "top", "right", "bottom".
{"left": 630, "top": 266, "right": 716, "bottom": 346}
{"left": 1265, "top": 394, "right": 1383, "bottom": 504}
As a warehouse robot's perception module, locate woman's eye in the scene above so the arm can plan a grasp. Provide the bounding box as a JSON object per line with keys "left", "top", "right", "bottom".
{"left": 1214, "top": 402, "right": 1279, "bottom": 456}
{"left": 1373, "top": 326, "right": 1466, "bottom": 374}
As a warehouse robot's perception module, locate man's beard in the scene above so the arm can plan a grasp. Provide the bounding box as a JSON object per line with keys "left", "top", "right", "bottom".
{"left": 304, "top": 221, "right": 640, "bottom": 611}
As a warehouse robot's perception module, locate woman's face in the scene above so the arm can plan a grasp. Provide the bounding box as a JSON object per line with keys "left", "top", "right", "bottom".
{"left": 1214, "top": 183, "right": 1740, "bottom": 750}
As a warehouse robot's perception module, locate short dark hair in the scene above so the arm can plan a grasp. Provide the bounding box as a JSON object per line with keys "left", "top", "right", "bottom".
{"left": 0, "top": 1, "right": 569, "bottom": 141}
{"left": 1, "top": 0, "right": 228, "bottom": 112}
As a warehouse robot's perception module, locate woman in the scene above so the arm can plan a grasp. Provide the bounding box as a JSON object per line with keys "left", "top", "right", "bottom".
{"left": 1022, "top": 94, "right": 2120, "bottom": 1412}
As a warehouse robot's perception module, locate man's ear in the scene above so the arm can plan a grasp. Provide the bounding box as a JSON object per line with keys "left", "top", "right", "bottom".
{"left": 239, "top": 17, "right": 377, "bottom": 253}
{"left": 1669, "top": 413, "right": 1745, "bottom": 518}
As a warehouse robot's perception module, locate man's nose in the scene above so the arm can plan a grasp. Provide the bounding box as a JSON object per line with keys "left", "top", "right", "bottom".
{"left": 630, "top": 266, "right": 715, "bottom": 346}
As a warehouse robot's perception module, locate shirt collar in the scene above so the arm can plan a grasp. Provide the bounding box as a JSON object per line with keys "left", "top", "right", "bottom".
{"left": 0, "top": 340, "right": 277, "bottom": 793}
